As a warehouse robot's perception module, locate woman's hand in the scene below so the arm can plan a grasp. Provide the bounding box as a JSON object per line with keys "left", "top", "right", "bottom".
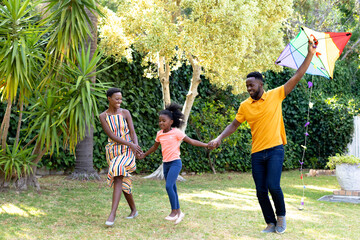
{"left": 130, "top": 143, "right": 142, "bottom": 155}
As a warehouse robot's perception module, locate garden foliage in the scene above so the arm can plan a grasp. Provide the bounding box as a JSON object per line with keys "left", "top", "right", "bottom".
{"left": 1, "top": 54, "right": 358, "bottom": 173}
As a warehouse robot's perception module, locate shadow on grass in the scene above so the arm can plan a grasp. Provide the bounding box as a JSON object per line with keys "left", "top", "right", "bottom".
{"left": 0, "top": 171, "right": 359, "bottom": 239}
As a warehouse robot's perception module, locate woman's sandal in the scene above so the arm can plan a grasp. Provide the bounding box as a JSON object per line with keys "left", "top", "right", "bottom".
{"left": 125, "top": 211, "right": 139, "bottom": 219}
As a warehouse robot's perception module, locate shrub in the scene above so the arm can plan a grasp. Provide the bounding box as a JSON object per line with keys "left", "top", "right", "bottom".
{"left": 0, "top": 143, "right": 35, "bottom": 180}
{"left": 326, "top": 154, "right": 360, "bottom": 169}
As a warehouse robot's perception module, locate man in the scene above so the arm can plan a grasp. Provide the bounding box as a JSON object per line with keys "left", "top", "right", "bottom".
{"left": 208, "top": 41, "right": 316, "bottom": 234}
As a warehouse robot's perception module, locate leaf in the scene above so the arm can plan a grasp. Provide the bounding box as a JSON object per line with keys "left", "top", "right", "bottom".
{"left": 76, "top": 76, "right": 84, "bottom": 89}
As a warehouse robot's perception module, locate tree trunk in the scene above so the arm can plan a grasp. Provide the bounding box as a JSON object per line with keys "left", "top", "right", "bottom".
{"left": 180, "top": 54, "right": 202, "bottom": 132}
{"left": 70, "top": 126, "right": 100, "bottom": 180}
{"left": 0, "top": 173, "right": 40, "bottom": 192}
{"left": 207, "top": 150, "right": 216, "bottom": 174}
{"left": 0, "top": 96, "right": 12, "bottom": 150}
{"left": 144, "top": 55, "right": 202, "bottom": 181}
{"left": 143, "top": 55, "right": 186, "bottom": 182}
{"left": 72, "top": 6, "right": 99, "bottom": 180}
{"left": 14, "top": 174, "right": 41, "bottom": 191}
{"left": 158, "top": 55, "right": 171, "bottom": 108}
{"left": 15, "top": 94, "right": 24, "bottom": 146}
{"left": 143, "top": 164, "right": 165, "bottom": 180}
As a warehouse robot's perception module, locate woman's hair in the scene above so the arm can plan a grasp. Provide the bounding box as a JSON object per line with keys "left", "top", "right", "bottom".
{"left": 159, "top": 103, "right": 184, "bottom": 128}
{"left": 106, "top": 88, "right": 121, "bottom": 97}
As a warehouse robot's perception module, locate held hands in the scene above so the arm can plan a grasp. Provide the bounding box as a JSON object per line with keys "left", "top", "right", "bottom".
{"left": 130, "top": 143, "right": 143, "bottom": 157}
{"left": 207, "top": 138, "right": 221, "bottom": 150}
{"left": 136, "top": 152, "right": 146, "bottom": 160}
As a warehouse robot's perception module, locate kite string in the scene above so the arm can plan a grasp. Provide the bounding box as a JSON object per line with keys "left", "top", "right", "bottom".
{"left": 299, "top": 80, "right": 313, "bottom": 210}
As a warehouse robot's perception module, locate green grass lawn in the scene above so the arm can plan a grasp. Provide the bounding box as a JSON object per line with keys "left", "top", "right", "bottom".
{"left": 1, "top": 170, "right": 359, "bottom": 240}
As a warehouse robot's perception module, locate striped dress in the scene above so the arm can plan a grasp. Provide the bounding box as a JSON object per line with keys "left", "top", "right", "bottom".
{"left": 105, "top": 113, "right": 136, "bottom": 194}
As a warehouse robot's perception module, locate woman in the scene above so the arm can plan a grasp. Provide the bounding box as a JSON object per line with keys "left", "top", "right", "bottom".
{"left": 99, "top": 88, "right": 142, "bottom": 227}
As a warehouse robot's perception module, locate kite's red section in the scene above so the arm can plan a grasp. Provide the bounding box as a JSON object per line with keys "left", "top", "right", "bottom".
{"left": 327, "top": 32, "right": 352, "bottom": 54}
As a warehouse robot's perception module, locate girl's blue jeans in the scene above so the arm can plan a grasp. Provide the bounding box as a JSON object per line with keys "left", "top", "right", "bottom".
{"left": 251, "top": 144, "right": 286, "bottom": 224}
{"left": 163, "top": 159, "right": 182, "bottom": 210}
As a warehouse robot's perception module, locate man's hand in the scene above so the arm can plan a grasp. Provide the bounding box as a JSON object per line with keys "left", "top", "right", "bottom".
{"left": 208, "top": 138, "right": 221, "bottom": 150}
{"left": 308, "top": 40, "right": 317, "bottom": 56}
{"left": 284, "top": 40, "right": 317, "bottom": 96}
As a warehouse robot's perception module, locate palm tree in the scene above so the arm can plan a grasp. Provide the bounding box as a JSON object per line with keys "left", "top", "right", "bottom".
{"left": 23, "top": 47, "right": 110, "bottom": 190}
{"left": 0, "top": 0, "right": 40, "bottom": 150}
{"left": 0, "top": 0, "right": 107, "bottom": 190}
{"left": 0, "top": 0, "right": 46, "bottom": 190}
{"left": 41, "top": 0, "right": 103, "bottom": 179}
{"left": 72, "top": 5, "right": 100, "bottom": 180}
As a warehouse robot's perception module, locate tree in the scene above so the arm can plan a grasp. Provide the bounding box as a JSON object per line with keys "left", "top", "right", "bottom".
{"left": 0, "top": 0, "right": 46, "bottom": 189}
{"left": 99, "top": 0, "right": 293, "bottom": 179}
{"left": 71, "top": 4, "right": 101, "bottom": 180}
{"left": 286, "top": 0, "right": 360, "bottom": 61}
{"left": 20, "top": 47, "right": 108, "bottom": 190}
{"left": 41, "top": 0, "right": 103, "bottom": 180}
{"left": 0, "top": 0, "right": 107, "bottom": 190}
{"left": 0, "top": 0, "right": 40, "bottom": 150}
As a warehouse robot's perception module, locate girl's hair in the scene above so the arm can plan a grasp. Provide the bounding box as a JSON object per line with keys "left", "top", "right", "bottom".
{"left": 106, "top": 88, "right": 121, "bottom": 97}
{"left": 160, "top": 103, "right": 184, "bottom": 128}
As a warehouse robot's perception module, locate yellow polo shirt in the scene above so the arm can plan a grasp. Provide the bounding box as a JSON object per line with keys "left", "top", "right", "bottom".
{"left": 235, "top": 85, "right": 287, "bottom": 153}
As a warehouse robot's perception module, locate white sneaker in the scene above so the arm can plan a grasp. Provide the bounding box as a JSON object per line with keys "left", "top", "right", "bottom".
{"left": 165, "top": 215, "right": 178, "bottom": 221}
{"left": 174, "top": 212, "right": 185, "bottom": 225}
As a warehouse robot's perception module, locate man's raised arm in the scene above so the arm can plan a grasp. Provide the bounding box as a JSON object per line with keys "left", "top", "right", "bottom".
{"left": 284, "top": 41, "right": 317, "bottom": 96}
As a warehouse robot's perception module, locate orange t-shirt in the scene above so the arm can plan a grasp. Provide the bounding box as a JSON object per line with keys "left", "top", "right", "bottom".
{"left": 155, "top": 128, "right": 186, "bottom": 162}
{"left": 235, "top": 85, "right": 287, "bottom": 154}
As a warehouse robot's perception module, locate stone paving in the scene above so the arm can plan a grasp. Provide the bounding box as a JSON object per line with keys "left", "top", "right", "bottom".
{"left": 318, "top": 194, "right": 360, "bottom": 204}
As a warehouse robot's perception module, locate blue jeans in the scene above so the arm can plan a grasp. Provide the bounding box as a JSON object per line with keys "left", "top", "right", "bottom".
{"left": 251, "top": 145, "right": 286, "bottom": 224}
{"left": 163, "top": 159, "right": 182, "bottom": 210}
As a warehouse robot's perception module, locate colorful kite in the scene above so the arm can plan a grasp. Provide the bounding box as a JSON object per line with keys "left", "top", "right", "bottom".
{"left": 275, "top": 26, "right": 352, "bottom": 79}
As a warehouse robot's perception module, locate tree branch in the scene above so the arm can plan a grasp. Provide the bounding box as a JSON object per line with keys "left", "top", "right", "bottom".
{"left": 341, "top": 38, "right": 360, "bottom": 60}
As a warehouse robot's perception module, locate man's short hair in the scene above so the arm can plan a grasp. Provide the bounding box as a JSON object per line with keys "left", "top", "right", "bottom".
{"left": 246, "top": 72, "right": 264, "bottom": 82}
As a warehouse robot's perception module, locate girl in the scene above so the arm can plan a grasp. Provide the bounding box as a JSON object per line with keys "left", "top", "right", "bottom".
{"left": 99, "top": 88, "right": 142, "bottom": 227}
{"left": 138, "top": 103, "right": 208, "bottom": 225}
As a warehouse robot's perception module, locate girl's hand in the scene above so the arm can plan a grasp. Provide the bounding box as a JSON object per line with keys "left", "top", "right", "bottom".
{"left": 137, "top": 152, "right": 145, "bottom": 160}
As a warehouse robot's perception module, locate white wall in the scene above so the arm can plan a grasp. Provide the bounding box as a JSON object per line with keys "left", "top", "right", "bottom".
{"left": 347, "top": 116, "right": 360, "bottom": 158}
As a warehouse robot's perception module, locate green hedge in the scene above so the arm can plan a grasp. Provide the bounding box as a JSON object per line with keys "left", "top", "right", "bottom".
{"left": 264, "top": 66, "right": 356, "bottom": 169}
{"left": 1, "top": 54, "right": 357, "bottom": 173}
